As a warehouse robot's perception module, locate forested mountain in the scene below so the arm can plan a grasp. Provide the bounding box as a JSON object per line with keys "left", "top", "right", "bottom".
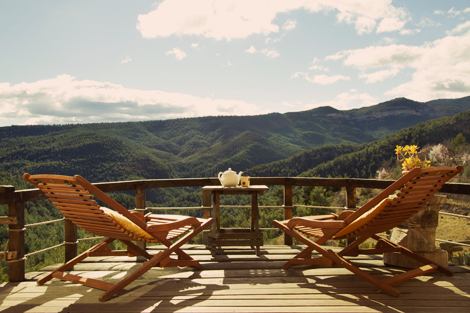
{"left": 248, "top": 110, "right": 470, "bottom": 179}
{"left": 0, "top": 96, "right": 469, "bottom": 182}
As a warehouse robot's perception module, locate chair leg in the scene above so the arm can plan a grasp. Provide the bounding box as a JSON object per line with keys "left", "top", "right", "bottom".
{"left": 274, "top": 220, "right": 336, "bottom": 269}
{"left": 152, "top": 219, "right": 213, "bottom": 270}
{"left": 99, "top": 221, "right": 211, "bottom": 301}
{"left": 99, "top": 249, "right": 171, "bottom": 302}
{"left": 120, "top": 240, "right": 154, "bottom": 260}
{"left": 38, "top": 220, "right": 213, "bottom": 302}
{"left": 37, "top": 238, "right": 115, "bottom": 285}
{"left": 273, "top": 222, "right": 402, "bottom": 297}
{"left": 325, "top": 249, "right": 400, "bottom": 297}
{"left": 377, "top": 237, "right": 454, "bottom": 277}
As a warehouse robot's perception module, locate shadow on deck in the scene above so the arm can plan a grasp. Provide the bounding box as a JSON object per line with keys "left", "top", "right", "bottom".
{"left": 1, "top": 245, "right": 470, "bottom": 313}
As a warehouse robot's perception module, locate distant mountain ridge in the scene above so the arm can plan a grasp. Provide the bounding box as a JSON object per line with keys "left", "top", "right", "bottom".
{"left": 0, "top": 96, "right": 469, "bottom": 182}
{"left": 291, "top": 96, "right": 470, "bottom": 138}
{"left": 248, "top": 110, "right": 470, "bottom": 179}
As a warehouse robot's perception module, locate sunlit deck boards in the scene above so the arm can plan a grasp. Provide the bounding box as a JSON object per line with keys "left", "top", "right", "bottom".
{"left": 1, "top": 245, "right": 470, "bottom": 312}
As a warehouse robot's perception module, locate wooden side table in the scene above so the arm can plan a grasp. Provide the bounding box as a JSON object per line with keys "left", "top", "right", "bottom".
{"left": 202, "top": 185, "right": 269, "bottom": 256}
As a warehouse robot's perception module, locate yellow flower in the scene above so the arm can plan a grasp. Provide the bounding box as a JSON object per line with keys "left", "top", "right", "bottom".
{"left": 395, "top": 145, "right": 402, "bottom": 155}
{"left": 396, "top": 144, "right": 430, "bottom": 171}
{"left": 409, "top": 145, "right": 419, "bottom": 155}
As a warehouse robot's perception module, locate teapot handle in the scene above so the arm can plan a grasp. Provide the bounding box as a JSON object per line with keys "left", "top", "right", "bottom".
{"left": 218, "top": 172, "right": 223, "bottom": 181}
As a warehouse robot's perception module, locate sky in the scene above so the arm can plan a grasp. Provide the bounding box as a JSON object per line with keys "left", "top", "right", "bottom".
{"left": 1, "top": 0, "right": 470, "bottom": 126}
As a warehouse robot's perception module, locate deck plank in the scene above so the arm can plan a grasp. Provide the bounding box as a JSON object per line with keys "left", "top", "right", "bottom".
{"left": 1, "top": 245, "right": 470, "bottom": 313}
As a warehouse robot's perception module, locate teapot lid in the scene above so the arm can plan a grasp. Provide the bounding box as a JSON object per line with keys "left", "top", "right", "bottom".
{"left": 224, "top": 168, "right": 235, "bottom": 173}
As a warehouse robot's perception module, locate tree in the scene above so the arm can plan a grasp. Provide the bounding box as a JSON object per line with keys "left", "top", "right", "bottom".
{"left": 452, "top": 133, "right": 466, "bottom": 152}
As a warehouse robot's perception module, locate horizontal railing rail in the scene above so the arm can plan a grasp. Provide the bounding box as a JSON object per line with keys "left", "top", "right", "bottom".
{"left": 1, "top": 176, "right": 469, "bottom": 282}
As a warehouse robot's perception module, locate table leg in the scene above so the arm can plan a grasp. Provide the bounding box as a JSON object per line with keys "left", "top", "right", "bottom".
{"left": 252, "top": 192, "right": 260, "bottom": 256}
{"left": 214, "top": 192, "right": 220, "bottom": 233}
{"left": 210, "top": 192, "right": 221, "bottom": 256}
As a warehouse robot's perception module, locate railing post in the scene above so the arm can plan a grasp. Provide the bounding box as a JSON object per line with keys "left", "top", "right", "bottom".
{"left": 64, "top": 218, "right": 77, "bottom": 263}
{"left": 135, "top": 185, "right": 146, "bottom": 255}
{"left": 5, "top": 186, "right": 25, "bottom": 282}
{"left": 346, "top": 185, "right": 356, "bottom": 245}
{"left": 135, "top": 184, "right": 146, "bottom": 213}
{"left": 202, "top": 189, "right": 212, "bottom": 219}
{"left": 284, "top": 184, "right": 293, "bottom": 246}
{"left": 201, "top": 189, "right": 212, "bottom": 245}
{"left": 346, "top": 185, "right": 356, "bottom": 210}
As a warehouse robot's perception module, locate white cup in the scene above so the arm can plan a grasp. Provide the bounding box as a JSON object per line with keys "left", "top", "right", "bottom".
{"left": 240, "top": 176, "right": 250, "bottom": 187}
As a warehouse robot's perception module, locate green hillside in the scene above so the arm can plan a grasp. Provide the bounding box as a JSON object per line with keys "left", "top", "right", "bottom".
{"left": 1, "top": 96, "right": 469, "bottom": 182}
{"left": 248, "top": 110, "right": 470, "bottom": 179}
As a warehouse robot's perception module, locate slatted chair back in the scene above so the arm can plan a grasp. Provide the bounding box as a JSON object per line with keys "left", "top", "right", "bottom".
{"left": 24, "top": 174, "right": 159, "bottom": 243}
{"left": 333, "top": 166, "right": 462, "bottom": 239}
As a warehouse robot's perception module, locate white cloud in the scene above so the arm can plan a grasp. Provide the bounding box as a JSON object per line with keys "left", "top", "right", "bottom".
{"left": 166, "top": 48, "right": 187, "bottom": 60}
{"left": 191, "top": 43, "right": 199, "bottom": 49}
{"left": 330, "top": 30, "right": 470, "bottom": 101}
{"left": 324, "top": 52, "right": 346, "bottom": 61}
{"left": 305, "top": 91, "right": 377, "bottom": 110}
{"left": 434, "top": 7, "right": 470, "bottom": 18}
{"left": 121, "top": 56, "right": 132, "bottom": 64}
{"left": 446, "top": 21, "right": 470, "bottom": 35}
{"left": 292, "top": 72, "right": 350, "bottom": 85}
{"left": 137, "top": 0, "right": 410, "bottom": 40}
{"left": 417, "top": 17, "right": 441, "bottom": 28}
{"left": 311, "top": 74, "right": 350, "bottom": 85}
{"left": 376, "top": 17, "right": 407, "bottom": 33}
{"left": 265, "top": 37, "right": 281, "bottom": 43}
{"left": 340, "top": 44, "right": 425, "bottom": 68}
{"left": 308, "top": 65, "right": 330, "bottom": 72}
{"left": 283, "top": 19, "right": 297, "bottom": 30}
{"left": 245, "top": 46, "right": 257, "bottom": 54}
{"left": 400, "top": 28, "right": 420, "bottom": 35}
{"left": 448, "top": 7, "right": 462, "bottom": 17}
{"left": 359, "top": 68, "right": 400, "bottom": 83}
{"left": 244, "top": 46, "right": 279, "bottom": 58}
{"left": 380, "top": 37, "right": 397, "bottom": 44}
{"left": 264, "top": 49, "right": 280, "bottom": 58}
{"left": 0, "top": 75, "right": 260, "bottom": 126}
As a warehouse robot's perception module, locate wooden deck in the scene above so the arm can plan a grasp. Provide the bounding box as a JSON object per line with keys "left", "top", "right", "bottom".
{"left": 1, "top": 245, "right": 470, "bottom": 313}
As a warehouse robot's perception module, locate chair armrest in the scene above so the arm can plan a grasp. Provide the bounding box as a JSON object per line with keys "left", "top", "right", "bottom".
{"left": 130, "top": 211, "right": 146, "bottom": 223}
{"left": 145, "top": 214, "right": 202, "bottom": 233}
{"left": 286, "top": 216, "right": 345, "bottom": 229}
{"left": 338, "top": 210, "right": 355, "bottom": 220}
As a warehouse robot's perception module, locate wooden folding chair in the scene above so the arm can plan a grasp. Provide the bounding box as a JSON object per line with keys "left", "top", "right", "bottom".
{"left": 23, "top": 173, "right": 213, "bottom": 302}
{"left": 273, "top": 166, "right": 463, "bottom": 297}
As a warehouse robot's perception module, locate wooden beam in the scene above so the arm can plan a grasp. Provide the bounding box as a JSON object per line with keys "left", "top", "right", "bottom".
{"left": 0, "top": 251, "right": 17, "bottom": 260}
{"left": 0, "top": 216, "right": 17, "bottom": 224}
{"left": 64, "top": 218, "right": 77, "bottom": 263}
{"left": 8, "top": 199, "right": 25, "bottom": 282}
{"left": 283, "top": 184, "right": 293, "bottom": 246}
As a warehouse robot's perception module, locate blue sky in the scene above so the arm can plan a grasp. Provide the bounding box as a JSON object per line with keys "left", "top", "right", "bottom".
{"left": 1, "top": 0, "right": 469, "bottom": 126}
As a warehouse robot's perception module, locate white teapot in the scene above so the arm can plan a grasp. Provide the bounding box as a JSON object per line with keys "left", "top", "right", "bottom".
{"left": 218, "top": 168, "right": 243, "bottom": 187}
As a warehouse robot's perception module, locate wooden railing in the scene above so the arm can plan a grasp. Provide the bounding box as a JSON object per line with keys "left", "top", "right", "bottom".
{"left": 1, "top": 176, "right": 469, "bottom": 282}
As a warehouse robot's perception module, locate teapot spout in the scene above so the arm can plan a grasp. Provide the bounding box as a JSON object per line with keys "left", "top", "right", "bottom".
{"left": 238, "top": 171, "right": 243, "bottom": 179}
